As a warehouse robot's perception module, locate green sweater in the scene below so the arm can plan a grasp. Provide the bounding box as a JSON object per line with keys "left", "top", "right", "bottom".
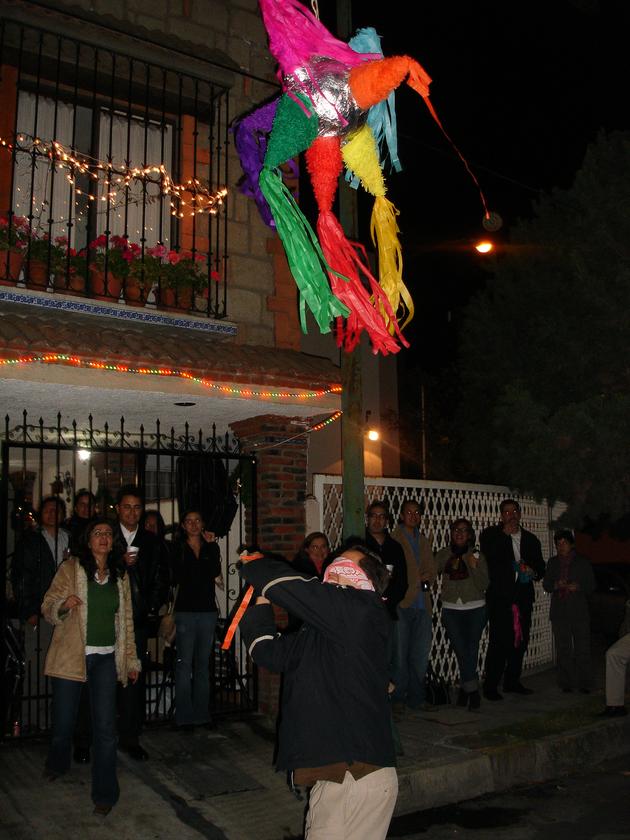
{"left": 435, "top": 547, "right": 489, "bottom": 606}
{"left": 86, "top": 580, "right": 119, "bottom": 647}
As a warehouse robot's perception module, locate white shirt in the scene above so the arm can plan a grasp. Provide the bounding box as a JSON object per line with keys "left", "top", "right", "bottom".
{"left": 42, "top": 527, "right": 69, "bottom": 568}
{"left": 120, "top": 524, "right": 138, "bottom": 547}
{"left": 510, "top": 529, "right": 522, "bottom": 581}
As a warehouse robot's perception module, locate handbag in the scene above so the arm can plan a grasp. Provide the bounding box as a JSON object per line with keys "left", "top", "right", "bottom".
{"left": 158, "top": 585, "right": 179, "bottom": 647}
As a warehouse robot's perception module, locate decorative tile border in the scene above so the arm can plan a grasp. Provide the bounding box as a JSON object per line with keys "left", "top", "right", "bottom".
{"left": 0, "top": 287, "right": 237, "bottom": 336}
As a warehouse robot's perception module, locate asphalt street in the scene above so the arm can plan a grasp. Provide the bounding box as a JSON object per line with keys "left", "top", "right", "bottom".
{"left": 387, "top": 752, "right": 630, "bottom": 840}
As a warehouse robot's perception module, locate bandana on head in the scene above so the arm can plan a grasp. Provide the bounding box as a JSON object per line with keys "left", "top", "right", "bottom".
{"left": 323, "top": 557, "right": 374, "bottom": 591}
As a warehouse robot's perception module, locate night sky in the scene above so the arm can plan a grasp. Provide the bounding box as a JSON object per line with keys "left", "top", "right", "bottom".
{"left": 344, "top": 0, "right": 630, "bottom": 371}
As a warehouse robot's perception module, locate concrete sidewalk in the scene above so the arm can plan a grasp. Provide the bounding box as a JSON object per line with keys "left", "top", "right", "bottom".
{"left": 1, "top": 664, "right": 628, "bottom": 840}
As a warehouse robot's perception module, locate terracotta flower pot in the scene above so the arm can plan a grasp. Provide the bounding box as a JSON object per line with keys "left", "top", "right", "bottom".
{"left": 55, "top": 271, "right": 86, "bottom": 296}
{"left": 26, "top": 259, "right": 51, "bottom": 289}
{"left": 124, "top": 276, "right": 146, "bottom": 307}
{"left": 0, "top": 248, "right": 24, "bottom": 285}
{"left": 90, "top": 267, "right": 122, "bottom": 301}
{"left": 159, "top": 286, "right": 193, "bottom": 311}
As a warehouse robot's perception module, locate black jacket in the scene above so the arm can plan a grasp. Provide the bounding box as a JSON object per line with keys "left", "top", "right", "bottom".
{"left": 480, "top": 525, "right": 545, "bottom": 609}
{"left": 365, "top": 531, "right": 408, "bottom": 619}
{"left": 113, "top": 526, "right": 169, "bottom": 626}
{"left": 239, "top": 557, "right": 396, "bottom": 773}
{"left": 12, "top": 529, "right": 66, "bottom": 621}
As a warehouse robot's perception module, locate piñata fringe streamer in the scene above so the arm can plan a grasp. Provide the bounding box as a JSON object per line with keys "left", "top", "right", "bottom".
{"left": 232, "top": 98, "right": 280, "bottom": 228}
{"left": 259, "top": 166, "right": 349, "bottom": 334}
{"left": 346, "top": 28, "right": 401, "bottom": 189}
{"left": 343, "top": 125, "right": 413, "bottom": 332}
{"left": 258, "top": 0, "right": 377, "bottom": 80}
{"left": 306, "top": 135, "right": 401, "bottom": 354}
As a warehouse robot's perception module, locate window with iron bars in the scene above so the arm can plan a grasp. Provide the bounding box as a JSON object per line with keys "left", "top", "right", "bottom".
{"left": 0, "top": 17, "right": 230, "bottom": 318}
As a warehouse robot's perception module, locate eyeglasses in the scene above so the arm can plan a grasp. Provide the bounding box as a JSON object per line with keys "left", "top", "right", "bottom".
{"left": 184, "top": 518, "right": 202, "bottom": 525}
{"left": 92, "top": 530, "right": 113, "bottom": 539}
{"left": 453, "top": 528, "right": 469, "bottom": 535}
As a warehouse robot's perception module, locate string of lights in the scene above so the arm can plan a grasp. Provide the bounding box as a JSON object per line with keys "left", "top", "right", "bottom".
{"left": 0, "top": 132, "right": 228, "bottom": 217}
{"left": 0, "top": 353, "right": 343, "bottom": 401}
{"left": 251, "top": 410, "right": 343, "bottom": 449}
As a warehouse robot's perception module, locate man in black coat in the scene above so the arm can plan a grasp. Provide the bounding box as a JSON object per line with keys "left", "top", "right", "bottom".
{"left": 239, "top": 545, "right": 398, "bottom": 839}
{"left": 480, "top": 499, "right": 545, "bottom": 700}
{"left": 113, "top": 485, "right": 169, "bottom": 760}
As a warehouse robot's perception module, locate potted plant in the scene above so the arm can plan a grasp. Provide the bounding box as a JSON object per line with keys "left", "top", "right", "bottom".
{"left": 160, "top": 249, "right": 207, "bottom": 311}
{"left": 87, "top": 234, "right": 136, "bottom": 301}
{"left": 24, "top": 232, "right": 67, "bottom": 289}
{"left": 126, "top": 242, "right": 163, "bottom": 306}
{"left": 0, "top": 214, "right": 28, "bottom": 285}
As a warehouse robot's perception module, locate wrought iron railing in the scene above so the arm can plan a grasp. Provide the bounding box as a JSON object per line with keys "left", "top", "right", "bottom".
{"left": 1, "top": 411, "right": 257, "bottom": 737}
{"left": 0, "top": 17, "right": 230, "bottom": 318}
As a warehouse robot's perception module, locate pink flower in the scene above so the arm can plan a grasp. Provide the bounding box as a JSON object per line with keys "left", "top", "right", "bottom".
{"left": 89, "top": 234, "right": 107, "bottom": 249}
{"left": 211, "top": 270, "right": 220, "bottom": 281}
{"left": 194, "top": 252, "right": 206, "bottom": 263}
{"left": 167, "top": 250, "right": 181, "bottom": 265}
{"left": 121, "top": 250, "right": 135, "bottom": 262}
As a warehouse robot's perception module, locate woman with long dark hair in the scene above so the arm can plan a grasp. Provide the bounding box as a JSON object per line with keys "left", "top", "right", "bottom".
{"left": 435, "top": 518, "right": 489, "bottom": 710}
{"left": 292, "top": 531, "right": 332, "bottom": 579}
{"left": 172, "top": 510, "right": 223, "bottom": 730}
{"left": 42, "top": 518, "right": 139, "bottom": 816}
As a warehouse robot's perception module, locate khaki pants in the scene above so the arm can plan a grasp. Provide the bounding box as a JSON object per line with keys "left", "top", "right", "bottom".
{"left": 305, "top": 767, "right": 398, "bottom": 840}
{"left": 605, "top": 631, "right": 630, "bottom": 707}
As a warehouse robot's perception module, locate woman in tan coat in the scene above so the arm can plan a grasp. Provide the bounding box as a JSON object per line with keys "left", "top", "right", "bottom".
{"left": 42, "top": 518, "right": 140, "bottom": 816}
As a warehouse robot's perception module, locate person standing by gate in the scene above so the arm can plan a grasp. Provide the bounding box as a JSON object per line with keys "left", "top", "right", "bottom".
{"left": 113, "top": 485, "right": 168, "bottom": 760}
{"left": 481, "top": 499, "right": 545, "bottom": 700}
{"left": 42, "top": 518, "right": 140, "bottom": 816}
{"left": 12, "top": 495, "right": 69, "bottom": 729}
{"left": 171, "top": 510, "right": 223, "bottom": 730}
{"left": 390, "top": 499, "right": 436, "bottom": 710}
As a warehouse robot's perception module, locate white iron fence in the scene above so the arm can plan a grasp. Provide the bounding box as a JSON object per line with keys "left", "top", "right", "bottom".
{"left": 312, "top": 475, "right": 556, "bottom": 684}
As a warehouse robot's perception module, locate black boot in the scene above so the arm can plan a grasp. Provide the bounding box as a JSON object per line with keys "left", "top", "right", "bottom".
{"left": 456, "top": 688, "right": 468, "bottom": 707}
{"left": 468, "top": 690, "right": 481, "bottom": 711}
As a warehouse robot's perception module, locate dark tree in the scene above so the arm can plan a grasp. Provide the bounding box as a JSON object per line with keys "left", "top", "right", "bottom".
{"left": 459, "top": 130, "right": 630, "bottom": 522}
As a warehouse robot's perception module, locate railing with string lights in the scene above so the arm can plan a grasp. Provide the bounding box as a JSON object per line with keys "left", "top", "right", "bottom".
{"left": 0, "top": 17, "right": 230, "bottom": 318}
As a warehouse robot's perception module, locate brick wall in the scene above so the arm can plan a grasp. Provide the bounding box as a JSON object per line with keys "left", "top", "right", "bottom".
{"left": 231, "top": 412, "right": 309, "bottom": 716}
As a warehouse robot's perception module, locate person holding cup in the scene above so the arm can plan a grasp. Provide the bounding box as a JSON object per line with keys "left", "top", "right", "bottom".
{"left": 113, "top": 485, "right": 169, "bottom": 760}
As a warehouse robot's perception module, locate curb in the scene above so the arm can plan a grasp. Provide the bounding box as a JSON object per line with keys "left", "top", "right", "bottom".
{"left": 395, "top": 716, "right": 630, "bottom": 815}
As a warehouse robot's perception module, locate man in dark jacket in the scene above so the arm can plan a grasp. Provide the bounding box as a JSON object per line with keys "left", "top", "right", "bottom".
{"left": 12, "top": 495, "right": 68, "bottom": 729}
{"left": 364, "top": 500, "right": 408, "bottom": 622}
{"left": 113, "top": 484, "right": 168, "bottom": 760}
{"left": 480, "top": 499, "right": 545, "bottom": 700}
{"left": 239, "top": 546, "right": 398, "bottom": 839}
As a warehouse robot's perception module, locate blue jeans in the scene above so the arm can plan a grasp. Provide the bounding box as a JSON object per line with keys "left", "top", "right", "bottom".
{"left": 46, "top": 653, "right": 119, "bottom": 807}
{"left": 391, "top": 607, "right": 432, "bottom": 708}
{"left": 174, "top": 611, "right": 217, "bottom": 725}
{"left": 441, "top": 606, "right": 487, "bottom": 692}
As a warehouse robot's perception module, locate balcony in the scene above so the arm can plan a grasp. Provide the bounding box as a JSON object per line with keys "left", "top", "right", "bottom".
{"left": 0, "top": 15, "right": 231, "bottom": 320}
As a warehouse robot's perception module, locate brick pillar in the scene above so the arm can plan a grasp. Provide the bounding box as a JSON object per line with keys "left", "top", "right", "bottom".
{"left": 230, "top": 413, "right": 309, "bottom": 717}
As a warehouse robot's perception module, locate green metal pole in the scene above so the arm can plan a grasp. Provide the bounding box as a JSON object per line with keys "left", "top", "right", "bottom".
{"left": 337, "top": 0, "right": 365, "bottom": 541}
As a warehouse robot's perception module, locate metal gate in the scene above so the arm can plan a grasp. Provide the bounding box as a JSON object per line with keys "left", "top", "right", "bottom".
{"left": 1, "top": 411, "right": 257, "bottom": 737}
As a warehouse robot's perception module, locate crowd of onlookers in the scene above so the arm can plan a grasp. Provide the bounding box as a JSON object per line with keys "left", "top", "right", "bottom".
{"left": 6, "top": 490, "right": 629, "bottom": 819}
